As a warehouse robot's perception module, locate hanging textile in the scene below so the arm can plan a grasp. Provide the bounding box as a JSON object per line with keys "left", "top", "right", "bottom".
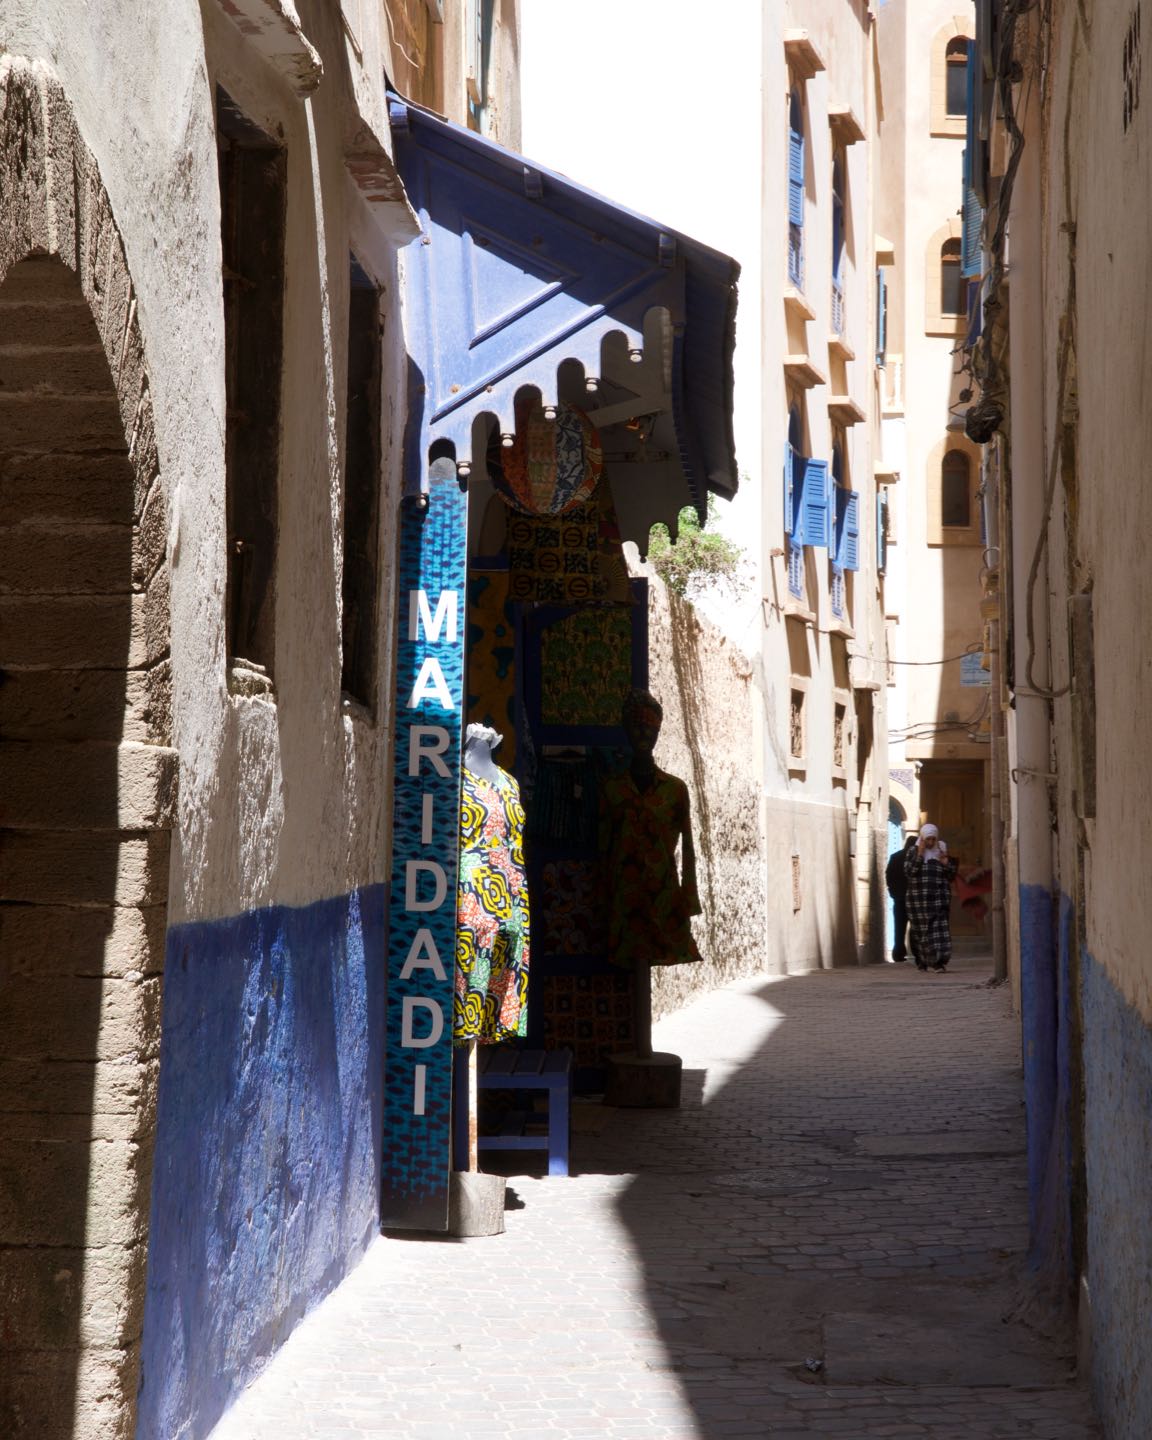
{"left": 493, "top": 401, "right": 603, "bottom": 516}
{"left": 507, "top": 480, "right": 631, "bottom": 604}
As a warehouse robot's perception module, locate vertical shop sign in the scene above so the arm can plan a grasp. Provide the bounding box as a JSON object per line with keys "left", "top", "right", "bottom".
{"left": 382, "top": 459, "right": 466, "bottom": 1230}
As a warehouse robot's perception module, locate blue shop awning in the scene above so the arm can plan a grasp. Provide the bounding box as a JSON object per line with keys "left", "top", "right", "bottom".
{"left": 388, "top": 95, "right": 739, "bottom": 544}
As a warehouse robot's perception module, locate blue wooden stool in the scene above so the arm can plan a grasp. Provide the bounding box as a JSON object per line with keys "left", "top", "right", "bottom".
{"left": 453, "top": 1046, "right": 573, "bottom": 1177}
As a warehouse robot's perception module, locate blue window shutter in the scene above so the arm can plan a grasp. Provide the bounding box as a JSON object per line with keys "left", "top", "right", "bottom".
{"left": 787, "top": 537, "right": 804, "bottom": 599}
{"left": 801, "top": 458, "right": 830, "bottom": 548}
{"left": 783, "top": 442, "right": 794, "bottom": 536}
{"left": 961, "top": 178, "right": 982, "bottom": 277}
{"left": 835, "top": 487, "right": 860, "bottom": 570}
{"left": 875, "top": 269, "right": 887, "bottom": 367}
{"left": 788, "top": 129, "right": 805, "bottom": 227}
{"left": 830, "top": 566, "right": 845, "bottom": 619}
{"left": 966, "top": 45, "right": 989, "bottom": 207}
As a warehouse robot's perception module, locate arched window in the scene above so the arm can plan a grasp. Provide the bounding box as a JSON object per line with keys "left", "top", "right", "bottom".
{"left": 831, "top": 156, "right": 845, "bottom": 334}
{"left": 941, "top": 450, "right": 971, "bottom": 528}
{"left": 788, "top": 89, "right": 805, "bottom": 287}
{"left": 945, "top": 37, "right": 970, "bottom": 118}
{"left": 940, "top": 238, "right": 966, "bottom": 316}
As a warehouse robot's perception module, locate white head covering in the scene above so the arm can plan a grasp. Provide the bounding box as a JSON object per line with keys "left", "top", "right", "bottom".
{"left": 920, "top": 823, "right": 945, "bottom": 862}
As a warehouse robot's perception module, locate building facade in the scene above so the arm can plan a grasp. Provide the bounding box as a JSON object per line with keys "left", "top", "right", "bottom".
{"left": 0, "top": 3, "right": 520, "bottom": 1437}
{"left": 761, "top": 0, "right": 891, "bottom": 971}
{"left": 873, "top": 0, "right": 990, "bottom": 944}
{"left": 974, "top": 0, "right": 1152, "bottom": 1434}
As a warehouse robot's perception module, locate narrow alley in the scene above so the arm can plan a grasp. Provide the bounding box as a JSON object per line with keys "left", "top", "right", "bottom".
{"left": 211, "top": 957, "right": 1100, "bottom": 1440}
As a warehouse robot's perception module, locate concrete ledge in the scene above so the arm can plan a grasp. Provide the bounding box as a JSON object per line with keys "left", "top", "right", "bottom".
{"left": 214, "top": 0, "right": 323, "bottom": 93}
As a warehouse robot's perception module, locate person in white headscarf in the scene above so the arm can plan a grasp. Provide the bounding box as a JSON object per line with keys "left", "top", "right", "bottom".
{"left": 904, "top": 823, "right": 959, "bottom": 971}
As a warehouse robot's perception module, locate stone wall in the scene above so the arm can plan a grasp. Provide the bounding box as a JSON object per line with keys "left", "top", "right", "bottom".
{"left": 636, "top": 569, "right": 770, "bottom": 1022}
{"left": 0, "top": 60, "right": 172, "bottom": 1440}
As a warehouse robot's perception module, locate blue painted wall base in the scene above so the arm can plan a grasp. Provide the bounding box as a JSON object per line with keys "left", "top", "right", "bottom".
{"left": 136, "top": 885, "right": 386, "bottom": 1440}
{"left": 1018, "top": 882, "right": 1072, "bottom": 1287}
{"left": 1083, "top": 951, "right": 1152, "bottom": 1440}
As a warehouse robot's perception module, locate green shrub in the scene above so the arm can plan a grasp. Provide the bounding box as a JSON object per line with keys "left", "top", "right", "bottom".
{"left": 647, "top": 500, "right": 748, "bottom": 601}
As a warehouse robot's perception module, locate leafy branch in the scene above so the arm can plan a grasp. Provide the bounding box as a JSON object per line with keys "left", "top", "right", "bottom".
{"left": 646, "top": 499, "right": 749, "bottom": 602}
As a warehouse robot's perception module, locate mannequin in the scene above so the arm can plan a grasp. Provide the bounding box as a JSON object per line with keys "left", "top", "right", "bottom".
{"left": 453, "top": 724, "right": 531, "bottom": 1168}
{"left": 599, "top": 690, "right": 702, "bottom": 1059}
{"left": 455, "top": 723, "right": 530, "bottom": 1045}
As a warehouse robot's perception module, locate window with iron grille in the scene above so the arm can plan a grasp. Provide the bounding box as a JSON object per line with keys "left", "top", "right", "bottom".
{"left": 833, "top": 702, "right": 847, "bottom": 770}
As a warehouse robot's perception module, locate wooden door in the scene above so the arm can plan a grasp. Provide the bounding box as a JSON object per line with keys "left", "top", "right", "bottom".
{"left": 919, "top": 760, "right": 988, "bottom": 938}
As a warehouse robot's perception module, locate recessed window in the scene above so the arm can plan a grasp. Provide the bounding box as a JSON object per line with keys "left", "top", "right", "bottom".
{"left": 341, "top": 257, "right": 383, "bottom": 708}
{"left": 946, "top": 38, "right": 970, "bottom": 117}
{"left": 831, "top": 156, "right": 845, "bottom": 334}
{"left": 940, "top": 238, "right": 967, "bottom": 316}
{"left": 790, "top": 689, "right": 806, "bottom": 760}
{"left": 217, "top": 89, "right": 287, "bottom": 677}
{"left": 788, "top": 89, "right": 805, "bottom": 288}
{"left": 941, "top": 450, "right": 972, "bottom": 528}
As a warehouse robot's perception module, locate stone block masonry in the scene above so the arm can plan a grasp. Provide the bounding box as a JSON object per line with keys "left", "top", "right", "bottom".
{"left": 0, "top": 55, "right": 172, "bottom": 1440}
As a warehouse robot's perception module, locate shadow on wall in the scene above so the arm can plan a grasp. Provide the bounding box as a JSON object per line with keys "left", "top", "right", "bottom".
{"left": 0, "top": 249, "right": 172, "bottom": 1434}
{"left": 649, "top": 583, "right": 767, "bottom": 1014}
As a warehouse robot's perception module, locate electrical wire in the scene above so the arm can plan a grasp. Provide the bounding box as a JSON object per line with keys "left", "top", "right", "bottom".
{"left": 887, "top": 643, "right": 984, "bottom": 668}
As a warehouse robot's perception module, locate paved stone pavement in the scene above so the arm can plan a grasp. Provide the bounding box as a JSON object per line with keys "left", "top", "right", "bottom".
{"left": 210, "top": 959, "right": 1101, "bottom": 1439}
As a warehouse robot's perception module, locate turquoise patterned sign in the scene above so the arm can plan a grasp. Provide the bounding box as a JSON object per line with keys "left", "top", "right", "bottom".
{"left": 381, "top": 459, "right": 466, "bottom": 1230}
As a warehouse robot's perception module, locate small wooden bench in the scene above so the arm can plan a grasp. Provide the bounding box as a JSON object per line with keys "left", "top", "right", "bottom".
{"left": 454, "top": 1046, "right": 573, "bottom": 1177}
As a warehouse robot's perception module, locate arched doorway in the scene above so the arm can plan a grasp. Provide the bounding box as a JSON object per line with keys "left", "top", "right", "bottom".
{"left": 0, "top": 62, "right": 173, "bottom": 1440}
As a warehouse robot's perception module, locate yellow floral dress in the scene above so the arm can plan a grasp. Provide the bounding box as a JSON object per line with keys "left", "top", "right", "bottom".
{"left": 454, "top": 766, "right": 531, "bottom": 1043}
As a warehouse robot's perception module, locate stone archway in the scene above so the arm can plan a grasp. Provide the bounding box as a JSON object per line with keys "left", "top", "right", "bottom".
{"left": 0, "top": 60, "right": 173, "bottom": 1440}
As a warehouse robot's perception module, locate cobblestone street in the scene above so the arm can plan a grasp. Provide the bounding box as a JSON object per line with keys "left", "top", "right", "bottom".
{"left": 210, "top": 959, "right": 1101, "bottom": 1439}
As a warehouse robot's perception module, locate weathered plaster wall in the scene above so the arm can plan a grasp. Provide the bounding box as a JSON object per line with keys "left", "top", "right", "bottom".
{"left": 0, "top": 2, "right": 420, "bottom": 1436}
{"left": 1002, "top": 2, "right": 1152, "bottom": 1430}
{"left": 636, "top": 571, "right": 770, "bottom": 1020}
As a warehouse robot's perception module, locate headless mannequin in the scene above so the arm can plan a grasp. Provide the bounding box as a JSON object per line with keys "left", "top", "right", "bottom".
{"left": 462, "top": 725, "right": 502, "bottom": 783}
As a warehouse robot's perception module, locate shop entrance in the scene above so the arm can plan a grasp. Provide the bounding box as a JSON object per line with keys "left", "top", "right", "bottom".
{"left": 463, "top": 423, "right": 650, "bottom": 1091}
